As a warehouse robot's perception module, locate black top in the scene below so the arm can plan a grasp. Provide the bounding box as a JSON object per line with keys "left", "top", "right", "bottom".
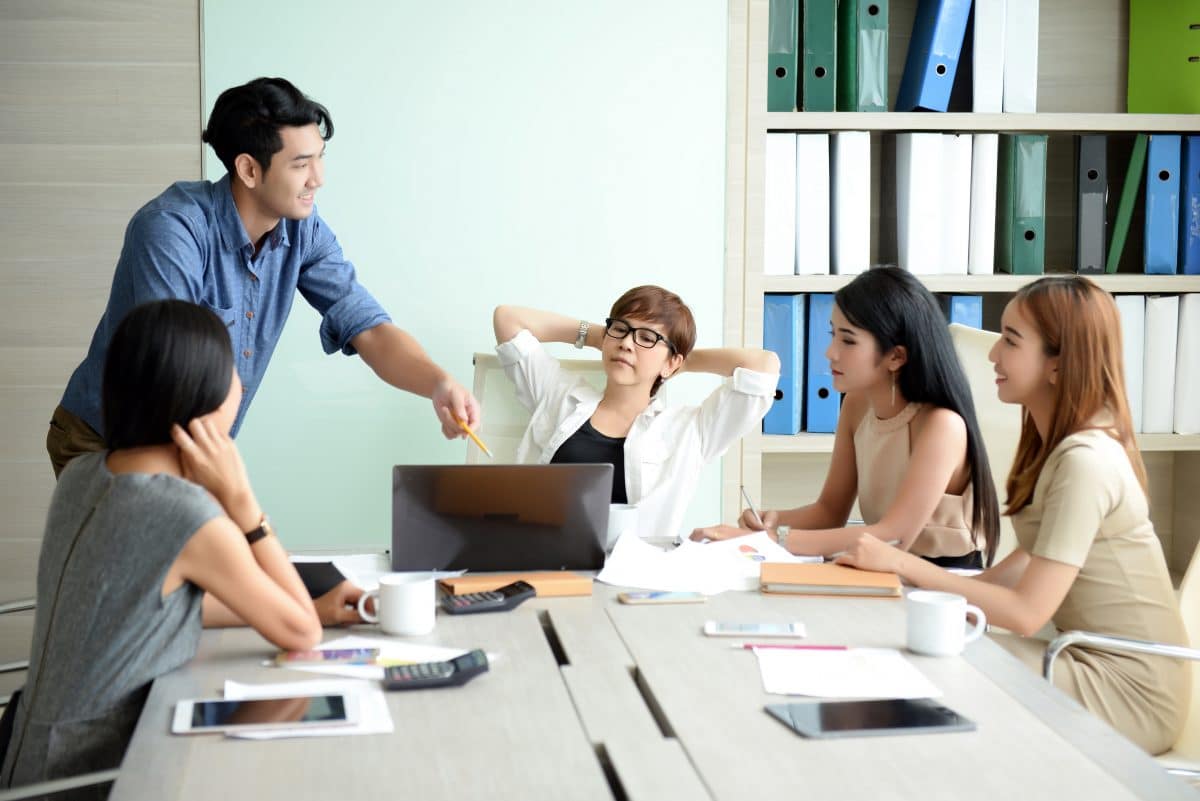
{"left": 550, "top": 419, "right": 628, "bottom": 503}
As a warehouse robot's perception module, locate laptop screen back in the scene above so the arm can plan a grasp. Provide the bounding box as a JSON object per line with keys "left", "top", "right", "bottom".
{"left": 391, "top": 464, "right": 612, "bottom": 571}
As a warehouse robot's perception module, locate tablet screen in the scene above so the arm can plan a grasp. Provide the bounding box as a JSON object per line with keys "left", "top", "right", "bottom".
{"left": 765, "top": 699, "right": 975, "bottom": 739}
{"left": 190, "top": 695, "right": 347, "bottom": 730}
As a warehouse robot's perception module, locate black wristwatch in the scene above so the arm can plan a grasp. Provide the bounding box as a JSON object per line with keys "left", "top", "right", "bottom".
{"left": 244, "top": 514, "right": 273, "bottom": 545}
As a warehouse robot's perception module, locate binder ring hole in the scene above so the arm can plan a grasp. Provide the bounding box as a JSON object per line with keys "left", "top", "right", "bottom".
{"left": 868, "top": 4, "right": 880, "bottom": 14}
{"left": 818, "top": 388, "right": 830, "bottom": 400}
{"left": 935, "top": 64, "right": 947, "bottom": 76}
{"left": 774, "top": 389, "right": 784, "bottom": 401}
{"left": 775, "top": 66, "right": 788, "bottom": 78}
{"left": 815, "top": 66, "right": 827, "bottom": 78}
{"left": 1190, "top": 56, "right": 1200, "bottom": 63}
{"left": 1087, "top": 169, "right": 1099, "bottom": 180}
{"left": 1159, "top": 170, "right": 1171, "bottom": 181}
{"left": 1024, "top": 230, "right": 1036, "bottom": 242}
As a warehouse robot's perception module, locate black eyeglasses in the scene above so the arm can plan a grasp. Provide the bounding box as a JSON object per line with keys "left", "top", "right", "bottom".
{"left": 604, "top": 318, "right": 675, "bottom": 352}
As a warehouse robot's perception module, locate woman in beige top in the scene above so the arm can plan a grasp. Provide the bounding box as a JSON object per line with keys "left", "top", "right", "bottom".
{"left": 839, "top": 275, "right": 1190, "bottom": 754}
{"left": 693, "top": 267, "right": 1000, "bottom": 568}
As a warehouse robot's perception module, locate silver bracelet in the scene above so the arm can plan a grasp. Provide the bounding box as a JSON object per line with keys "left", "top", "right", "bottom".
{"left": 574, "top": 320, "right": 590, "bottom": 349}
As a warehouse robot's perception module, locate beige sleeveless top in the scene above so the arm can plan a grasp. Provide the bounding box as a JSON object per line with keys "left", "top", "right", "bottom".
{"left": 854, "top": 402, "right": 978, "bottom": 558}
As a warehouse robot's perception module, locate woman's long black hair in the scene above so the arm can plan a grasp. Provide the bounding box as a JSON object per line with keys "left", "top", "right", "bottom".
{"left": 102, "top": 300, "right": 235, "bottom": 450}
{"left": 834, "top": 267, "right": 1001, "bottom": 565}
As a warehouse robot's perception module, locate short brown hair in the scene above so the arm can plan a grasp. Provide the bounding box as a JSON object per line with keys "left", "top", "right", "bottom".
{"left": 609, "top": 285, "right": 696, "bottom": 396}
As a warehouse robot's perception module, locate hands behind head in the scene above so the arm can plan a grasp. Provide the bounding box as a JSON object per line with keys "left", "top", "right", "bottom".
{"left": 431, "top": 378, "right": 482, "bottom": 440}
{"left": 313, "top": 580, "right": 370, "bottom": 626}
{"left": 171, "top": 415, "right": 254, "bottom": 513}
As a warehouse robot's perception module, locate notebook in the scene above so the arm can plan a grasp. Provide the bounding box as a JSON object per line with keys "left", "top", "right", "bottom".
{"left": 760, "top": 562, "right": 902, "bottom": 597}
{"left": 391, "top": 464, "right": 612, "bottom": 572}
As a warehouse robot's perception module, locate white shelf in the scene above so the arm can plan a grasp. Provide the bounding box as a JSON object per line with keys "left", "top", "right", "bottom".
{"left": 759, "top": 273, "right": 1200, "bottom": 294}
{"left": 756, "top": 432, "right": 1200, "bottom": 454}
{"left": 763, "top": 112, "right": 1200, "bottom": 133}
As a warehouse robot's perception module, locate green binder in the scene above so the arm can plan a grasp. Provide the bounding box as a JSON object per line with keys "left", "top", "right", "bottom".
{"left": 769, "top": 0, "right": 800, "bottom": 112}
{"left": 801, "top": 0, "right": 837, "bottom": 111}
{"left": 1128, "top": 1, "right": 1200, "bottom": 114}
{"left": 836, "top": 0, "right": 888, "bottom": 112}
{"left": 1106, "top": 134, "right": 1149, "bottom": 274}
{"left": 996, "top": 134, "right": 1048, "bottom": 275}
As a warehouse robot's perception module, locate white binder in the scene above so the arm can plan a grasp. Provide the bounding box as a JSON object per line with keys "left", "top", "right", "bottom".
{"left": 1115, "top": 294, "right": 1145, "bottom": 433}
{"left": 832, "top": 131, "right": 871, "bottom": 275}
{"left": 764, "top": 133, "right": 798, "bottom": 275}
{"left": 795, "top": 133, "right": 831, "bottom": 275}
{"left": 1142, "top": 294, "right": 1179, "bottom": 434}
{"left": 1003, "top": 0, "right": 1039, "bottom": 112}
{"left": 942, "top": 134, "right": 973, "bottom": 275}
{"left": 973, "top": 0, "right": 1006, "bottom": 113}
{"left": 1174, "top": 294, "right": 1200, "bottom": 434}
{"left": 896, "top": 133, "right": 944, "bottom": 275}
{"left": 968, "top": 133, "right": 999, "bottom": 275}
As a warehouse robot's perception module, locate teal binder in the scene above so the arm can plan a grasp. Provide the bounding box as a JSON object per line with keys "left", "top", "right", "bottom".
{"left": 996, "top": 134, "right": 1048, "bottom": 275}
{"left": 801, "top": 0, "right": 837, "bottom": 111}
{"left": 769, "top": 0, "right": 800, "bottom": 112}
{"left": 837, "top": 0, "right": 888, "bottom": 112}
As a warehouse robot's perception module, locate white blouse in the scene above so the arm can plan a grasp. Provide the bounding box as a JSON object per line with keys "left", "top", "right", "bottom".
{"left": 496, "top": 330, "right": 777, "bottom": 539}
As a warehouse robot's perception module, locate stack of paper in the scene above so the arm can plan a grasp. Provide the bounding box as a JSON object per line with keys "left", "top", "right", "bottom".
{"left": 597, "top": 531, "right": 821, "bottom": 595}
{"left": 755, "top": 647, "right": 942, "bottom": 699}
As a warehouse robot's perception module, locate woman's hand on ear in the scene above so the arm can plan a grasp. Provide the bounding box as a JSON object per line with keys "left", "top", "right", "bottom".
{"left": 172, "top": 415, "right": 258, "bottom": 526}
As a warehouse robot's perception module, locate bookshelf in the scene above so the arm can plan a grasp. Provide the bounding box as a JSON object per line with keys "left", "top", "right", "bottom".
{"left": 720, "top": 0, "right": 1200, "bottom": 579}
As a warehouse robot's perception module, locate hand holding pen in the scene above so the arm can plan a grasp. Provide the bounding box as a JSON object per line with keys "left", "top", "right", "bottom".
{"left": 738, "top": 485, "right": 778, "bottom": 532}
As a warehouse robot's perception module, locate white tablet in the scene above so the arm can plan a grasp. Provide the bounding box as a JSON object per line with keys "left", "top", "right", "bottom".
{"left": 171, "top": 693, "right": 357, "bottom": 735}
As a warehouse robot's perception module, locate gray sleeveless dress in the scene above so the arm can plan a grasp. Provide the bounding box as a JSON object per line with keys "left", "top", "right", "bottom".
{"left": 0, "top": 451, "right": 223, "bottom": 797}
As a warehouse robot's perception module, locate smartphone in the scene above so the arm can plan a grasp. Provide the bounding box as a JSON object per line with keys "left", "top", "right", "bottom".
{"left": 702, "top": 620, "right": 806, "bottom": 638}
{"left": 274, "top": 648, "right": 379, "bottom": 665}
{"left": 618, "top": 591, "right": 706, "bottom": 605}
{"left": 171, "top": 694, "right": 357, "bottom": 735}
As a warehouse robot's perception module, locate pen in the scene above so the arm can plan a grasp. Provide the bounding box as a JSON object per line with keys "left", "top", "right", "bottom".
{"left": 455, "top": 416, "right": 493, "bottom": 459}
{"left": 733, "top": 644, "right": 848, "bottom": 651}
{"left": 827, "top": 539, "right": 901, "bottom": 560}
{"left": 739, "top": 484, "right": 765, "bottom": 529}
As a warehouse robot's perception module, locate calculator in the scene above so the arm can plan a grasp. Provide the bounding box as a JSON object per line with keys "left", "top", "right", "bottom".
{"left": 382, "top": 649, "right": 489, "bottom": 690}
{"left": 440, "top": 580, "right": 537, "bottom": 615}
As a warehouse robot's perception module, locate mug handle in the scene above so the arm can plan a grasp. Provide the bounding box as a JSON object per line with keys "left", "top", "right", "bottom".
{"left": 358, "top": 589, "right": 380, "bottom": 623}
{"left": 964, "top": 604, "right": 987, "bottom": 644}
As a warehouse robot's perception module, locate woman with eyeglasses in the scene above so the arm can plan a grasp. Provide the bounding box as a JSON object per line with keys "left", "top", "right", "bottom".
{"left": 493, "top": 286, "right": 779, "bottom": 541}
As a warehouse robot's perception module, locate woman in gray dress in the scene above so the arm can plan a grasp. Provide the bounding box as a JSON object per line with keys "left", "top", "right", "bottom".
{"left": 0, "top": 300, "right": 323, "bottom": 796}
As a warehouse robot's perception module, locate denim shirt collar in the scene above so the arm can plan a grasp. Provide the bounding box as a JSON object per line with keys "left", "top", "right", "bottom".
{"left": 214, "top": 173, "right": 291, "bottom": 255}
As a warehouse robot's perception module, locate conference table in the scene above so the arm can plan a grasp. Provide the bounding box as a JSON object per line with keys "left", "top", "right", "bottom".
{"left": 111, "top": 583, "right": 1194, "bottom": 800}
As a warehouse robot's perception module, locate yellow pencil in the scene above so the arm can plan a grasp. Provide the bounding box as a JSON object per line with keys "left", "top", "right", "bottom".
{"left": 455, "top": 416, "right": 493, "bottom": 459}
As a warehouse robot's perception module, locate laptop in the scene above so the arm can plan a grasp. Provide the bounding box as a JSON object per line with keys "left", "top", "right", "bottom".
{"left": 391, "top": 464, "right": 612, "bottom": 571}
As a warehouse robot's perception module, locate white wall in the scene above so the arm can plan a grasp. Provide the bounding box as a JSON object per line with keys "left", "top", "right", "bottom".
{"left": 203, "top": 1, "right": 730, "bottom": 548}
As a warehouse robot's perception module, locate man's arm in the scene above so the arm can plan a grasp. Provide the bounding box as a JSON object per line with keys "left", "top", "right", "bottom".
{"left": 352, "top": 322, "right": 480, "bottom": 439}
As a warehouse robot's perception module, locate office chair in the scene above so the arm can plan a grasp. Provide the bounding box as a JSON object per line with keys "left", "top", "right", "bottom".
{"left": 948, "top": 323, "right": 1022, "bottom": 563}
{"left": 468, "top": 352, "right": 607, "bottom": 464}
{"left": 1044, "top": 536, "right": 1200, "bottom": 778}
{"left": 0, "top": 599, "right": 34, "bottom": 711}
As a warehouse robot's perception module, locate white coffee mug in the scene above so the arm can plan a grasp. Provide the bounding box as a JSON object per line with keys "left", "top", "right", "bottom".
{"left": 906, "top": 590, "right": 986, "bottom": 657}
{"left": 606, "top": 503, "right": 639, "bottom": 551}
{"left": 357, "top": 573, "right": 436, "bottom": 636}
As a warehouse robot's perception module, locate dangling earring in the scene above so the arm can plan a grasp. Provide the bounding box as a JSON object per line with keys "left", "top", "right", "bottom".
{"left": 890, "top": 370, "right": 897, "bottom": 409}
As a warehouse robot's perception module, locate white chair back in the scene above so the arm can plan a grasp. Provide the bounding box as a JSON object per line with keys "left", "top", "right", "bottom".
{"left": 469, "top": 352, "right": 607, "bottom": 464}
{"left": 948, "top": 323, "right": 1023, "bottom": 563}
{"left": 1169, "top": 537, "right": 1200, "bottom": 758}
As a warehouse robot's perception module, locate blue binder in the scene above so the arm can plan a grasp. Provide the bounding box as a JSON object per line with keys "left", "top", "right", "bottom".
{"left": 938, "top": 294, "right": 983, "bottom": 328}
{"left": 763, "top": 295, "right": 805, "bottom": 435}
{"left": 1145, "top": 134, "right": 1181, "bottom": 274}
{"left": 895, "top": 0, "right": 972, "bottom": 112}
{"left": 804, "top": 294, "right": 839, "bottom": 433}
{"left": 1181, "top": 135, "right": 1200, "bottom": 275}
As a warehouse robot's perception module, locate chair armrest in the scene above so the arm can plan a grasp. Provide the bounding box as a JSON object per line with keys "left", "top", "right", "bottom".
{"left": 0, "top": 600, "right": 34, "bottom": 615}
{"left": 1043, "top": 630, "right": 1200, "bottom": 682}
{"left": 0, "top": 769, "right": 119, "bottom": 801}
{"left": 0, "top": 661, "right": 28, "bottom": 675}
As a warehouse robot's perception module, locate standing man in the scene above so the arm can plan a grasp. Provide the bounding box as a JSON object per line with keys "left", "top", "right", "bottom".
{"left": 49, "top": 76, "right": 480, "bottom": 473}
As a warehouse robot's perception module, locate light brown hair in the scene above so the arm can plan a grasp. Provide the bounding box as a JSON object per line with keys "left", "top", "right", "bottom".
{"left": 610, "top": 285, "right": 697, "bottom": 396}
{"left": 1005, "top": 276, "right": 1147, "bottom": 514}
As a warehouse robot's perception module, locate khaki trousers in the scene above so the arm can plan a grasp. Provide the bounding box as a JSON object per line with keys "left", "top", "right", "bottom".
{"left": 46, "top": 405, "right": 105, "bottom": 478}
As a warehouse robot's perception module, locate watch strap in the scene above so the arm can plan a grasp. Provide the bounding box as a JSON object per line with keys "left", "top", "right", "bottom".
{"left": 244, "top": 514, "right": 271, "bottom": 545}
{"left": 574, "top": 320, "right": 590, "bottom": 349}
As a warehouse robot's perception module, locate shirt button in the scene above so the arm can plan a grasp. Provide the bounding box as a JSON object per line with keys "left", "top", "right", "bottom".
{"left": 246, "top": 311, "right": 254, "bottom": 320}
{"left": 243, "top": 350, "right": 252, "bottom": 358}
